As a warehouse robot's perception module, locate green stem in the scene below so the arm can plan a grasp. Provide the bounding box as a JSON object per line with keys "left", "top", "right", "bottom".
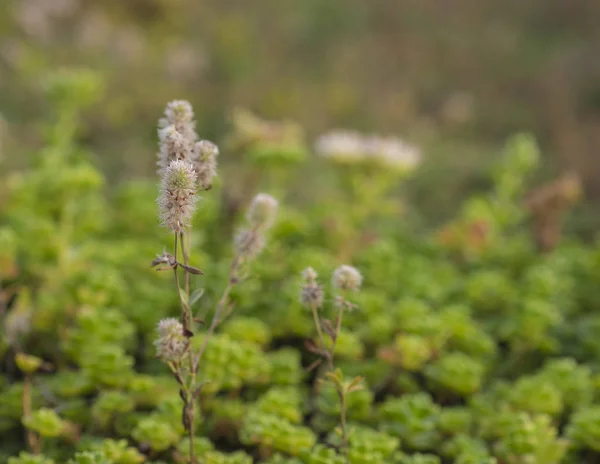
{"left": 310, "top": 302, "right": 331, "bottom": 369}
{"left": 339, "top": 390, "right": 349, "bottom": 460}
{"left": 329, "top": 296, "right": 346, "bottom": 368}
{"left": 193, "top": 257, "right": 240, "bottom": 372}
{"left": 180, "top": 231, "right": 193, "bottom": 332}
{"left": 173, "top": 232, "right": 195, "bottom": 464}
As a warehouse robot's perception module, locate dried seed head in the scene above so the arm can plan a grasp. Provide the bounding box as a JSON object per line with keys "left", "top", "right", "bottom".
{"left": 158, "top": 160, "right": 198, "bottom": 233}
{"left": 332, "top": 265, "right": 362, "bottom": 291}
{"left": 246, "top": 193, "right": 278, "bottom": 230}
{"left": 193, "top": 140, "right": 219, "bottom": 190}
{"left": 234, "top": 228, "right": 265, "bottom": 259}
{"left": 154, "top": 318, "right": 187, "bottom": 362}
{"left": 300, "top": 267, "right": 324, "bottom": 309}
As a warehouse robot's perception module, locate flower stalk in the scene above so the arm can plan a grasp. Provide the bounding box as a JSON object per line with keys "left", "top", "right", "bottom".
{"left": 151, "top": 100, "right": 278, "bottom": 464}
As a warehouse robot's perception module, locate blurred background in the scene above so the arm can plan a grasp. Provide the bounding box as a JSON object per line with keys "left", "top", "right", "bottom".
{"left": 1, "top": 0, "right": 599, "bottom": 233}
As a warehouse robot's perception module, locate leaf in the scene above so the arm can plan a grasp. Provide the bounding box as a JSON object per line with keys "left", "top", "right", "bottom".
{"left": 347, "top": 376, "right": 365, "bottom": 393}
{"left": 190, "top": 288, "right": 205, "bottom": 307}
{"left": 180, "top": 263, "right": 204, "bottom": 275}
{"left": 178, "top": 287, "right": 189, "bottom": 310}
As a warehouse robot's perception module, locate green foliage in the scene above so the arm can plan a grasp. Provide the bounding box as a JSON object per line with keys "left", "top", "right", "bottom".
{"left": 240, "top": 410, "right": 316, "bottom": 456}
{"left": 379, "top": 393, "right": 441, "bottom": 451}
{"left": 567, "top": 406, "right": 600, "bottom": 452}
{"left": 8, "top": 453, "right": 55, "bottom": 464}
{"left": 2, "top": 81, "right": 599, "bottom": 464}
{"left": 22, "top": 409, "right": 65, "bottom": 438}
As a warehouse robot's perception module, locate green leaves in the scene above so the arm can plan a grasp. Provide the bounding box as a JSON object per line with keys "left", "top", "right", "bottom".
{"left": 22, "top": 408, "right": 66, "bottom": 438}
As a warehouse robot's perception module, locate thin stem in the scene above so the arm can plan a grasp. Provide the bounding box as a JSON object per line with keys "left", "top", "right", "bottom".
{"left": 23, "top": 374, "right": 40, "bottom": 454}
{"left": 310, "top": 302, "right": 331, "bottom": 370}
{"left": 192, "top": 255, "right": 241, "bottom": 373}
{"left": 173, "top": 234, "right": 184, "bottom": 322}
{"left": 338, "top": 390, "right": 349, "bottom": 461}
{"left": 173, "top": 232, "right": 195, "bottom": 463}
{"left": 180, "top": 231, "right": 193, "bottom": 332}
{"left": 329, "top": 299, "right": 345, "bottom": 368}
{"left": 193, "top": 278, "right": 234, "bottom": 372}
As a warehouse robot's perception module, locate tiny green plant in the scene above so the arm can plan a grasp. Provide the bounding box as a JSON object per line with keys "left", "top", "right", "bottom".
{"left": 301, "top": 265, "right": 365, "bottom": 460}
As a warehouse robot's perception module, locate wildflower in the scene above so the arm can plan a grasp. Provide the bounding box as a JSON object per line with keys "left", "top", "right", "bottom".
{"left": 193, "top": 140, "right": 219, "bottom": 190}
{"left": 157, "top": 125, "right": 195, "bottom": 174}
{"left": 332, "top": 265, "right": 362, "bottom": 291}
{"left": 315, "top": 130, "right": 421, "bottom": 172}
{"left": 315, "top": 130, "right": 365, "bottom": 164}
{"left": 365, "top": 135, "right": 421, "bottom": 172}
{"left": 300, "top": 267, "right": 324, "bottom": 309}
{"left": 158, "top": 160, "right": 198, "bottom": 233}
{"left": 157, "top": 100, "right": 198, "bottom": 175}
{"left": 246, "top": 193, "right": 278, "bottom": 230}
{"left": 158, "top": 100, "right": 197, "bottom": 143}
{"left": 154, "top": 318, "right": 187, "bottom": 362}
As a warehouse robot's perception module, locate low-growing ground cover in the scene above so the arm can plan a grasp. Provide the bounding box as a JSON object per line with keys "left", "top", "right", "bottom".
{"left": 1, "top": 72, "right": 600, "bottom": 464}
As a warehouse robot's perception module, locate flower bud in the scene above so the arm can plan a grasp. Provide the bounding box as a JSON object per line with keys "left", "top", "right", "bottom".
{"left": 246, "top": 193, "right": 278, "bottom": 230}
{"left": 158, "top": 160, "right": 198, "bottom": 233}
{"left": 154, "top": 318, "right": 187, "bottom": 362}
{"left": 158, "top": 100, "right": 197, "bottom": 143}
{"left": 332, "top": 265, "right": 362, "bottom": 291}
{"left": 157, "top": 125, "right": 195, "bottom": 174}
{"left": 193, "top": 140, "right": 219, "bottom": 190}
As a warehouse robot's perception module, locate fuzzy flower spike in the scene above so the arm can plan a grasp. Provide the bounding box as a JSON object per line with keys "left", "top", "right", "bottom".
{"left": 246, "top": 193, "right": 279, "bottom": 230}
{"left": 235, "top": 193, "right": 279, "bottom": 259}
{"left": 194, "top": 139, "right": 219, "bottom": 190}
{"left": 154, "top": 318, "right": 187, "bottom": 362}
{"left": 158, "top": 159, "right": 198, "bottom": 233}
{"left": 332, "top": 265, "right": 362, "bottom": 291}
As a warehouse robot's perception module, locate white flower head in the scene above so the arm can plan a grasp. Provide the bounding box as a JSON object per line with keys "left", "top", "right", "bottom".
{"left": 246, "top": 193, "right": 278, "bottom": 230}
{"left": 157, "top": 160, "right": 198, "bottom": 233}
{"left": 154, "top": 318, "right": 187, "bottom": 362}
{"left": 332, "top": 265, "right": 362, "bottom": 291}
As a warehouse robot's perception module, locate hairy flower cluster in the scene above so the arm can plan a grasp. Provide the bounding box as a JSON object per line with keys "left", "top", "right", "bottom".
{"left": 247, "top": 193, "right": 279, "bottom": 230}
{"left": 194, "top": 140, "right": 219, "bottom": 190}
{"left": 154, "top": 318, "right": 187, "bottom": 362}
{"left": 315, "top": 130, "right": 421, "bottom": 172}
{"left": 235, "top": 193, "right": 279, "bottom": 259}
{"left": 156, "top": 100, "right": 221, "bottom": 231}
{"left": 332, "top": 265, "right": 362, "bottom": 291}
{"left": 157, "top": 100, "right": 219, "bottom": 190}
{"left": 300, "top": 267, "right": 324, "bottom": 309}
{"left": 159, "top": 100, "right": 197, "bottom": 141}
{"left": 158, "top": 160, "right": 198, "bottom": 233}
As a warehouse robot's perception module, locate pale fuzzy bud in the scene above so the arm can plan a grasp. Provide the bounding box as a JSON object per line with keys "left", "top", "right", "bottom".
{"left": 158, "top": 160, "right": 198, "bottom": 233}
{"left": 300, "top": 267, "right": 324, "bottom": 309}
{"left": 154, "top": 318, "right": 187, "bottom": 362}
{"left": 332, "top": 265, "right": 362, "bottom": 291}
{"left": 246, "top": 193, "right": 278, "bottom": 230}
{"left": 157, "top": 125, "right": 195, "bottom": 174}
{"left": 234, "top": 228, "right": 265, "bottom": 259}
{"left": 193, "top": 140, "right": 219, "bottom": 190}
{"left": 158, "top": 100, "right": 197, "bottom": 143}
{"left": 302, "top": 267, "right": 318, "bottom": 282}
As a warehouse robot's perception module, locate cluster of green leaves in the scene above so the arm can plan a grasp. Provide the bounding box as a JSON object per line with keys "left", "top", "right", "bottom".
{"left": 2, "top": 70, "right": 600, "bottom": 464}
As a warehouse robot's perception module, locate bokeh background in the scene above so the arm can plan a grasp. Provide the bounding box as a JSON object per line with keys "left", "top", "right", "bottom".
{"left": 1, "top": 0, "right": 599, "bottom": 232}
